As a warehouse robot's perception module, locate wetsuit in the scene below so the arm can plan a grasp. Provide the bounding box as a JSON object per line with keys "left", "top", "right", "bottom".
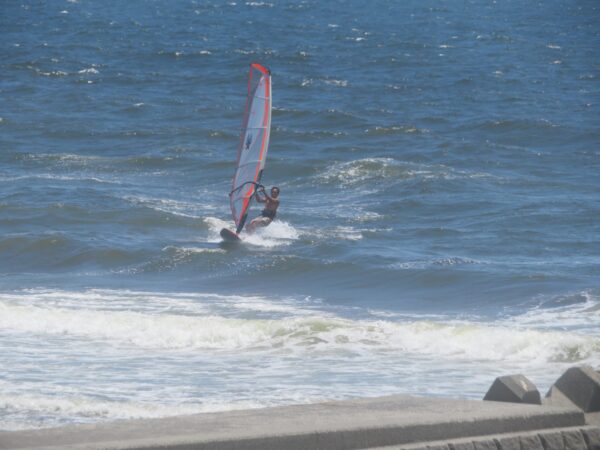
{"left": 261, "top": 209, "right": 276, "bottom": 220}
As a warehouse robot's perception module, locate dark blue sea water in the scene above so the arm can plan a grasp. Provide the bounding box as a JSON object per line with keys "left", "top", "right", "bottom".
{"left": 1, "top": 0, "right": 599, "bottom": 430}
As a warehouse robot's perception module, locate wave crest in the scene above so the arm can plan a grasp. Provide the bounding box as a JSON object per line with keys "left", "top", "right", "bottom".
{"left": 317, "top": 158, "right": 496, "bottom": 187}
{"left": 1, "top": 289, "right": 598, "bottom": 365}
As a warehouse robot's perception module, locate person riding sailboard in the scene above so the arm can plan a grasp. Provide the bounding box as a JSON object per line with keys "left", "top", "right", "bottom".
{"left": 220, "top": 63, "right": 275, "bottom": 242}
{"left": 246, "top": 185, "right": 280, "bottom": 233}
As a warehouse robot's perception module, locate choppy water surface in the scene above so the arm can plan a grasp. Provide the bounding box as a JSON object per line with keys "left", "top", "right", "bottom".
{"left": 1, "top": 0, "right": 599, "bottom": 430}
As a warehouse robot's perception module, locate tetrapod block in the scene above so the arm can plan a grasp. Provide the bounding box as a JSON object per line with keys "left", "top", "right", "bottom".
{"left": 546, "top": 366, "right": 600, "bottom": 412}
{"left": 483, "top": 374, "right": 541, "bottom": 405}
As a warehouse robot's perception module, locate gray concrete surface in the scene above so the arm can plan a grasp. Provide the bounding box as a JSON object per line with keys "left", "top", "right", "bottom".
{"left": 586, "top": 412, "right": 600, "bottom": 427}
{"left": 0, "top": 395, "right": 586, "bottom": 450}
{"left": 368, "top": 426, "right": 600, "bottom": 450}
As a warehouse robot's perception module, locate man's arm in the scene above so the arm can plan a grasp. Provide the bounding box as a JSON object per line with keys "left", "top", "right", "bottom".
{"left": 255, "top": 188, "right": 266, "bottom": 203}
{"left": 259, "top": 189, "right": 273, "bottom": 202}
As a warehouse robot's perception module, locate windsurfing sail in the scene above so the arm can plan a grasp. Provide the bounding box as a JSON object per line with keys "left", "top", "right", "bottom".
{"left": 229, "top": 63, "right": 272, "bottom": 233}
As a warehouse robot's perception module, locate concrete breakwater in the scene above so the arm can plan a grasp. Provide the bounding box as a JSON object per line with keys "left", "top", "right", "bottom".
{"left": 1, "top": 366, "right": 599, "bottom": 450}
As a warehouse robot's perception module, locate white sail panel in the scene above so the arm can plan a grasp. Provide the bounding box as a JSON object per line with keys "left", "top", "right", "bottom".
{"left": 229, "top": 63, "right": 272, "bottom": 233}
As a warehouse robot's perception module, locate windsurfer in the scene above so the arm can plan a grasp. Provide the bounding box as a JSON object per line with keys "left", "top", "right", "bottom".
{"left": 246, "top": 186, "right": 280, "bottom": 233}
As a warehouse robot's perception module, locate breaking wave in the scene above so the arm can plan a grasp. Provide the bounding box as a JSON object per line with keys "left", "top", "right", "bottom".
{"left": 317, "top": 158, "right": 495, "bottom": 187}
{"left": 1, "top": 289, "right": 599, "bottom": 430}
{"left": 1, "top": 289, "right": 598, "bottom": 364}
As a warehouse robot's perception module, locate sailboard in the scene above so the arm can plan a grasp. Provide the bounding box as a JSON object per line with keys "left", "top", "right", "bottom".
{"left": 220, "top": 227, "right": 241, "bottom": 242}
{"left": 225, "top": 63, "right": 272, "bottom": 236}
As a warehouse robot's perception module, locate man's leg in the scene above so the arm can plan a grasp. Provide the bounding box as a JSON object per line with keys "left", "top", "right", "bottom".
{"left": 246, "top": 217, "right": 271, "bottom": 234}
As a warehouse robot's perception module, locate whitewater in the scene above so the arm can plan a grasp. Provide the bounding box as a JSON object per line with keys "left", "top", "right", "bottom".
{"left": 2, "top": 287, "right": 599, "bottom": 429}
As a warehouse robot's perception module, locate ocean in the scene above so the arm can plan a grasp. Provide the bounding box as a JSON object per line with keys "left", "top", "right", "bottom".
{"left": 1, "top": 0, "right": 599, "bottom": 430}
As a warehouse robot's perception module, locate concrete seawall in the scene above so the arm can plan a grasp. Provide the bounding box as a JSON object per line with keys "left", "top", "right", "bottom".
{"left": 2, "top": 366, "right": 599, "bottom": 450}
{"left": 0, "top": 395, "right": 595, "bottom": 450}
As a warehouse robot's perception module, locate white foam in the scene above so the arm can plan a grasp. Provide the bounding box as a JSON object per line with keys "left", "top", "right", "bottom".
{"left": 2, "top": 288, "right": 600, "bottom": 430}
{"left": 204, "top": 216, "right": 233, "bottom": 242}
{"left": 0, "top": 301, "right": 279, "bottom": 350}
{"left": 0, "top": 288, "right": 322, "bottom": 329}
{"left": 163, "top": 246, "right": 225, "bottom": 256}
{"left": 319, "top": 158, "right": 397, "bottom": 186}
{"left": 352, "top": 211, "right": 383, "bottom": 222}
{"left": 0, "top": 391, "right": 262, "bottom": 430}
{"left": 78, "top": 67, "right": 99, "bottom": 74}
{"left": 245, "top": 2, "right": 273, "bottom": 7}
{"left": 124, "top": 195, "right": 209, "bottom": 218}
{"left": 204, "top": 216, "right": 299, "bottom": 247}
{"left": 39, "top": 70, "right": 68, "bottom": 77}
{"left": 332, "top": 226, "right": 363, "bottom": 241}
{"left": 0, "top": 174, "right": 119, "bottom": 184}
{"left": 241, "top": 220, "right": 300, "bottom": 247}
{"left": 24, "top": 153, "right": 102, "bottom": 163}
{"left": 380, "top": 320, "right": 599, "bottom": 364}
{"left": 504, "top": 290, "right": 600, "bottom": 335}
{"left": 323, "top": 79, "right": 348, "bottom": 87}
{"left": 391, "top": 258, "right": 470, "bottom": 270}
{"left": 318, "top": 158, "right": 497, "bottom": 187}
{"left": 367, "top": 125, "right": 422, "bottom": 134}
{"left": 1, "top": 290, "right": 599, "bottom": 366}
{"left": 0, "top": 289, "right": 319, "bottom": 319}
